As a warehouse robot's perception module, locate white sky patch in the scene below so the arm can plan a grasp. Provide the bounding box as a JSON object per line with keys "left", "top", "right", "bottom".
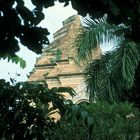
{"left": 40, "top": 1, "right": 77, "bottom": 42}
{"left": 0, "top": 2, "right": 77, "bottom": 82}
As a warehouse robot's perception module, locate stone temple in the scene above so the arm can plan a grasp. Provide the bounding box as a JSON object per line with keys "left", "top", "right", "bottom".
{"left": 28, "top": 15, "right": 101, "bottom": 103}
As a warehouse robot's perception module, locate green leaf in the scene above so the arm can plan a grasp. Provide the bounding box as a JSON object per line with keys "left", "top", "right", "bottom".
{"left": 1, "top": 54, "right": 26, "bottom": 69}
{"left": 19, "top": 57, "right": 26, "bottom": 69}
{"left": 81, "top": 110, "right": 88, "bottom": 120}
{"left": 51, "top": 87, "right": 76, "bottom": 97}
{"left": 87, "top": 116, "right": 93, "bottom": 126}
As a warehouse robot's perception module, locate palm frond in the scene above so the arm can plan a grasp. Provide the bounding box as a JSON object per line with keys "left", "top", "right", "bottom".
{"left": 85, "top": 53, "right": 111, "bottom": 101}
{"left": 85, "top": 41, "right": 140, "bottom": 103}
{"left": 110, "top": 41, "right": 140, "bottom": 89}
{"left": 74, "top": 15, "right": 140, "bottom": 103}
{"left": 1, "top": 54, "right": 26, "bottom": 69}
{"left": 74, "top": 27, "right": 98, "bottom": 61}
{"left": 74, "top": 15, "right": 124, "bottom": 62}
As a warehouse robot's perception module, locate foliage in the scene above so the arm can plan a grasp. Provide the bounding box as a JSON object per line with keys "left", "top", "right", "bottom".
{"left": 0, "top": 0, "right": 50, "bottom": 55}
{"left": 49, "top": 49, "right": 62, "bottom": 64}
{"left": 0, "top": 0, "right": 50, "bottom": 66}
{"left": 1, "top": 54, "right": 26, "bottom": 69}
{"left": 53, "top": 101, "right": 140, "bottom": 140}
{"left": 50, "top": 58, "right": 56, "bottom": 64}
{"left": 1, "top": 0, "right": 140, "bottom": 66}
{"left": 1, "top": 1, "right": 140, "bottom": 139}
{"left": 74, "top": 15, "right": 123, "bottom": 61}
{"left": 0, "top": 0, "right": 139, "bottom": 69}
{"left": 1, "top": 0, "right": 139, "bottom": 55}
{"left": 0, "top": 79, "right": 139, "bottom": 140}
{"left": 62, "top": 0, "right": 140, "bottom": 43}
{"left": 0, "top": 79, "right": 75, "bottom": 140}
{"left": 56, "top": 49, "right": 62, "bottom": 61}
{"left": 43, "top": 72, "right": 49, "bottom": 77}
{"left": 74, "top": 16, "right": 140, "bottom": 108}
{"left": 86, "top": 41, "right": 140, "bottom": 102}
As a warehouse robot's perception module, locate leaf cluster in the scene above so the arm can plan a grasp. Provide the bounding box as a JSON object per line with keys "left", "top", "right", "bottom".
{"left": 0, "top": 80, "right": 139, "bottom": 140}
{"left": 1, "top": 54, "right": 26, "bottom": 69}
{"left": 49, "top": 49, "right": 62, "bottom": 64}
{"left": 53, "top": 101, "right": 140, "bottom": 140}
{"left": 1, "top": 0, "right": 140, "bottom": 66}
{"left": 0, "top": 0, "right": 50, "bottom": 65}
{"left": 74, "top": 15, "right": 123, "bottom": 61}
{"left": 62, "top": 0, "right": 140, "bottom": 43}
{"left": 86, "top": 41, "right": 140, "bottom": 103}
{"left": 0, "top": 79, "right": 73, "bottom": 139}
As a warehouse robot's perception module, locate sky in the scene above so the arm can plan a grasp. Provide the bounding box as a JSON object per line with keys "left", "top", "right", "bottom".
{"left": 0, "top": 1, "right": 77, "bottom": 82}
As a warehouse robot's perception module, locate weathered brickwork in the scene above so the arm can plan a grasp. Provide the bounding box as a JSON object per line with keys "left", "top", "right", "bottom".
{"left": 28, "top": 15, "right": 101, "bottom": 103}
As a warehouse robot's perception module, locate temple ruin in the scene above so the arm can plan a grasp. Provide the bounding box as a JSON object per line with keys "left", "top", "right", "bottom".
{"left": 28, "top": 15, "right": 101, "bottom": 103}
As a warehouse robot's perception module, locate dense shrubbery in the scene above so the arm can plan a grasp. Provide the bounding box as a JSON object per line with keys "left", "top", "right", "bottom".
{"left": 54, "top": 102, "right": 140, "bottom": 140}
{"left": 0, "top": 80, "right": 139, "bottom": 140}
{"left": 0, "top": 80, "right": 68, "bottom": 139}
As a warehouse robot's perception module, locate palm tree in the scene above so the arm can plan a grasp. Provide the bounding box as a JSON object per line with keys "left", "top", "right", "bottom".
{"left": 74, "top": 15, "right": 140, "bottom": 107}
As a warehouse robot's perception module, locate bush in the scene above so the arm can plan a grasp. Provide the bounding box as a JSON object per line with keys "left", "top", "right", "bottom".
{"left": 0, "top": 80, "right": 139, "bottom": 140}
{"left": 53, "top": 102, "right": 140, "bottom": 140}
{"left": 0, "top": 80, "right": 66, "bottom": 140}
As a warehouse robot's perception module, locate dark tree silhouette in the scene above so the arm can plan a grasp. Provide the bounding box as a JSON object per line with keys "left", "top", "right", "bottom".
{"left": 0, "top": 0, "right": 50, "bottom": 58}
{"left": 1, "top": 0, "right": 140, "bottom": 58}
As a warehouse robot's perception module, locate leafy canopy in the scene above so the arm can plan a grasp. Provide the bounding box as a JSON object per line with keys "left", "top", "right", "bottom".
{"left": 1, "top": 0, "right": 140, "bottom": 57}
{"left": 53, "top": 101, "right": 140, "bottom": 140}
{"left": 1, "top": 0, "right": 140, "bottom": 67}
{"left": 0, "top": 79, "right": 75, "bottom": 139}
{"left": 0, "top": 0, "right": 51, "bottom": 67}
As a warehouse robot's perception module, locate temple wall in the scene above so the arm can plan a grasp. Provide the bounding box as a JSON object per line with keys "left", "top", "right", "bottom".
{"left": 28, "top": 15, "right": 101, "bottom": 103}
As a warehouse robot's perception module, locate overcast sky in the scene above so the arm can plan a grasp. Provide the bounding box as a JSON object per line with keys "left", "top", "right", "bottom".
{"left": 0, "top": 1, "right": 77, "bottom": 82}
